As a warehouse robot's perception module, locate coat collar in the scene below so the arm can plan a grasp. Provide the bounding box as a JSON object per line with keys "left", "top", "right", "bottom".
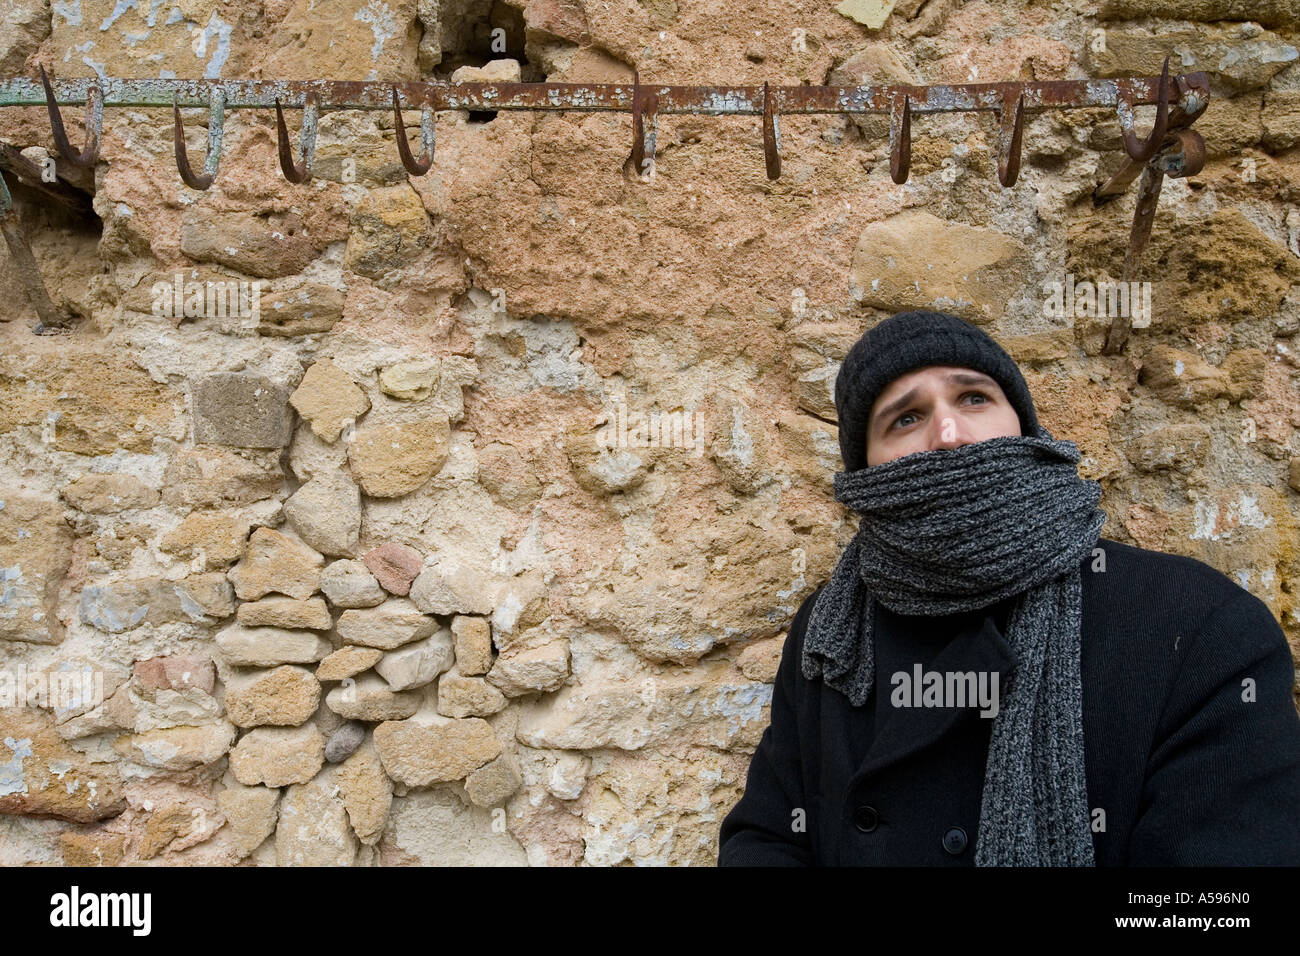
{"left": 850, "top": 611, "right": 1018, "bottom": 785}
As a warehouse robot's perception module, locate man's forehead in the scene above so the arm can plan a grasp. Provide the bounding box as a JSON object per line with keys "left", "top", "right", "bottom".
{"left": 877, "top": 366, "right": 996, "bottom": 396}
{"left": 868, "top": 367, "right": 1001, "bottom": 428}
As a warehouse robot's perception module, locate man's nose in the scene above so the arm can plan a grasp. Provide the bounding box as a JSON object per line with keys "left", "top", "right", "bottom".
{"left": 927, "top": 400, "right": 972, "bottom": 450}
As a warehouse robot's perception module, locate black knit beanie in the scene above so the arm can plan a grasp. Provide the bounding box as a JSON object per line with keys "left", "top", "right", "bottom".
{"left": 835, "top": 310, "right": 1042, "bottom": 472}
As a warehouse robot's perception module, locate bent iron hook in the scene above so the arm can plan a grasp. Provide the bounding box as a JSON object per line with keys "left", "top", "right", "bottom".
{"left": 275, "top": 91, "right": 320, "bottom": 184}
{"left": 392, "top": 87, "right": 436, "bottom": 176}
{"left": 762, "top": 80, "right": 782, "bottom": 180}
{"left": 889, "top": 91, "right": 912, "bottom": 184}
{"left": 628, "top": 70, "right": 658, "bottom": 180}
{"left": 173, "top": 88, "right": 226, "bottom": 190}
{"left": 996, "top": 91, "right": 1026, "bottom": 187}
{"left": 38, "top": 64, "right": 103, "bottom": 168}
{"left": 1118, "top": 54, "right": 1172, "bottom": 163}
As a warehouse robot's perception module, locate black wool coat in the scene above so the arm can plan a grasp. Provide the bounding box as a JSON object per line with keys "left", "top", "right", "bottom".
{"left": 718, "top": 537, "right": 1300, "bottom": 865}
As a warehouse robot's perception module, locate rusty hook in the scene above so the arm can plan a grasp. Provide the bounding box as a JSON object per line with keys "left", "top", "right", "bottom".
{"left": 275, "top": 91, "right": 320, "bottom": 184}
{"left": 629, "top": 70, "right": 644, "bottom": 176}
{"left": 1118, "top": 54, "right": 1172, "bottom": 163}
{"left": 392, "top": 87, "right": 435, "bottom": 176}
{"left": 762, "top": 81, "right": 782, "bottom": 180}
{"left": 38, "top": 64, "right": 102, "bottom": 169}
{"left": 173, "top": 88, "right": 225, "bottom": 190}
{"left": 996, "top": 91, "right": 1025, "bottom": 187}
{"left": 889, "top": 92, "right": 912, "bottom": 184}
{"left": 1157, "top": 128, "right": 1206, "bottom": 179}
{"left": 628, "top": 70, "right": 658, "bottom": 180}
{"left": 626, "top": 71, "right": 660, "bottom": 181}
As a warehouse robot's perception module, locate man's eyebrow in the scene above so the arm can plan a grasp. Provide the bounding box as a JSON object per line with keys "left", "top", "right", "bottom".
{"left": 870, "top": 371, "right": 999, "bottom": 433}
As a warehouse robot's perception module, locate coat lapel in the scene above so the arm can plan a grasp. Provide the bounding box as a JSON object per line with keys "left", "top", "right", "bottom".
{"left": 851, "top": 613, "right": 1019, "bottom": 783}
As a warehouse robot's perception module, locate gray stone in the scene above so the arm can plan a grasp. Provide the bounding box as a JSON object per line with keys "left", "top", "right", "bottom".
{"left": 191, "top": 373, "right": 294, "bottom": 449}
{"left": 325, "top": 721, "right": 367, "bottom": 763}
{"left": 77, "top": 584, "right": 148, "bottom": 633}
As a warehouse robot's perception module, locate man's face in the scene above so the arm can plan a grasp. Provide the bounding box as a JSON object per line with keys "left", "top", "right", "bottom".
{"left": 865, "top": 365, "right": 1023, "bottom": 467}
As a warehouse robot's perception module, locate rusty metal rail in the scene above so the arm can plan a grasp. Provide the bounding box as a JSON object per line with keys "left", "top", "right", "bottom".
{"left": 0, "top": 61, "right": 1208, "bottom": 342}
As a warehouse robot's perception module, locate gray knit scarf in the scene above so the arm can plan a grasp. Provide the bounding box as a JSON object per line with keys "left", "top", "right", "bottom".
{"left": 800, "top": 426, "right": 1107, "bottom": 866}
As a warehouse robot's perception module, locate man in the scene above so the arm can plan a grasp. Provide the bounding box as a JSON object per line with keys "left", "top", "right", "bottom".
{"left": 718, "top": 309, "right": 1300, "bottom": 865}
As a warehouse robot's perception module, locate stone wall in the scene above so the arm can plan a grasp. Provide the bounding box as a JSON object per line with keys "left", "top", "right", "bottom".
{"left": 0, "top": 0, "right": 1297, "bottom": 865}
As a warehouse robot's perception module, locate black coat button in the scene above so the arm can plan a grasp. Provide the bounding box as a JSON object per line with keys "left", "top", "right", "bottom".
{"left": 853, "top": 805, "right": 879, "bottom": 833}
{"left": 943, "top": 826, "right": 968, "bottom": 855}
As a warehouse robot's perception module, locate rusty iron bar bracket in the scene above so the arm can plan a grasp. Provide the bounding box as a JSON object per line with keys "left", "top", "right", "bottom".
{"left": 2, "top": 70, "right": 1210, "bottom": 339}
{"left": 1093, "top": 57, "right": 1209, "bottom": 355}
{"left": 3, "top": 74, "right": 1204, "bottom": 186}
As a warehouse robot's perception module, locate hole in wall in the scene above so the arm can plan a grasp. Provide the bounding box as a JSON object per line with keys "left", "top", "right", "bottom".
{"left": 431, "top": 0, "right": 537, "bottom": 123}
{"left": 0, "top": 150, "right": 103, "bottom": 325}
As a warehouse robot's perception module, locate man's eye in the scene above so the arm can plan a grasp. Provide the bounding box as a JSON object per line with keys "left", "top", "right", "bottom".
{"left": 891, "top": 392, "right": 990, "bottom": 429}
